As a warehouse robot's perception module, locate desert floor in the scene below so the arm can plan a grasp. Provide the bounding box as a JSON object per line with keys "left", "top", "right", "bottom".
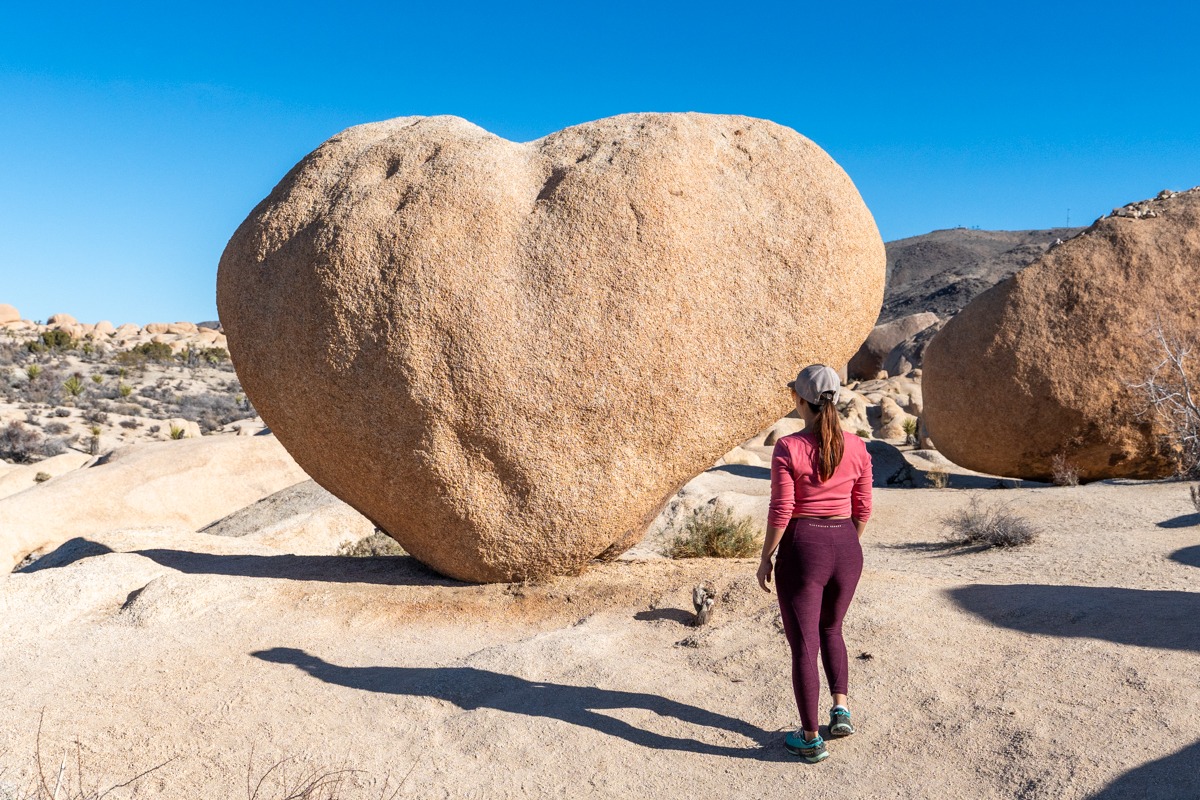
{"left": 2, "top": 464, "right": 1197, "bottom": 798}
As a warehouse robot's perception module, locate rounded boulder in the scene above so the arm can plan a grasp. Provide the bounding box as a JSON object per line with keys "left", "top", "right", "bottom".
{"left": 218, "top": 113, "right": 885, "bottom": 582}
{"left": 923, "top": 189, "right": 1200, "bottom": 481}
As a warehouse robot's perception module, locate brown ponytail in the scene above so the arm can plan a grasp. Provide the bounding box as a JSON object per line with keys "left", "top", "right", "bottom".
{"left": 807, "top": 395, "right": 844, "bottom": 482}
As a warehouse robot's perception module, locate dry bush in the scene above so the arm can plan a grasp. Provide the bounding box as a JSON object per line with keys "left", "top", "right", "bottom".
{"left": 1050, "top": 453, "right": 1080, "bottom": 487}
{"left": 942, "top": 497, "right": 1038, "bottom": 549}
{"left": 667, "top": 502, "right": 762, "bottom": 559}
{"left": 926, "top": 466, "right": 950, "bottom": 489}
{"left": 1, "top": 421, "right": 45, "bottom": 464}
{"left": 336, "top": 531, "right": 407, "bottom": 557}
{"left": 1130, "top": 323, "right": 1200, "bottom": 478}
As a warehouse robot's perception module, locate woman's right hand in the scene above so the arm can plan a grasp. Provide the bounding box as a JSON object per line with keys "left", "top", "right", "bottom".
{"left": 756, "top": 557, "right": 773, "bottom": 592}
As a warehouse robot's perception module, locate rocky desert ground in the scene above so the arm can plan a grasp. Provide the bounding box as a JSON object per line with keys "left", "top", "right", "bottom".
{"left": 1, "top": 299, "right": 1197, "bottom": 798}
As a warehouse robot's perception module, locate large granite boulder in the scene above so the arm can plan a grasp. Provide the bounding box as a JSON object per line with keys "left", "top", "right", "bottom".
{"left": 847, "top": 312, "right": 939, "bottom": 379}
{"left": 923, "top": 189, "right": 1200, "bottom": 481}
{"left": 0, "top": 304, "right": 19, "bottom": 324}
{"left": 218, "top": 113, "right": 885, "bottom": 582}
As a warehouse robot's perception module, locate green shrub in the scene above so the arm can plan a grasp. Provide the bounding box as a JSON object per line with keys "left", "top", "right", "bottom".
{"left": 39, "top": 329, "right": 76, "bottom": 350}
{"left": 131, "top": 341, "right": 175, "bottom": 361}
{"left": 25, "top": 364, "right": 42, "bottom": 381}
{"left": 856, "top": 428, "right": 872, "bottom": 439}
{"left": 34, "top": 471, "right": 51, "bottom": 483}
{"left": 200, "top": 346, "right": 229, "bottom": 364}
{"left": 902, "top": 417, "right": 918, "bottom": 446}
{"left": 91, "top": 373, "right": 103, "bottom": 384}
{"left": 169, "top": 424, "right": 187, "bottom": 440}
{"left": 118, "top": 382, "right": 133, "bottom": 398}
{"left": 667, "top": 502, "right": 762, "bottom": 559}
{"left": 63, "top": 375, "right": 85, "bottom": 397}
{"left": 942, "top": 498, "right": 1038, "bottom": 549}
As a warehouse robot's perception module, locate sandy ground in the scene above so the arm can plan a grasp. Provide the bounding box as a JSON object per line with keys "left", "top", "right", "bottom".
{"left": 1, "top": 472, "right": 1197, "bottom": 798}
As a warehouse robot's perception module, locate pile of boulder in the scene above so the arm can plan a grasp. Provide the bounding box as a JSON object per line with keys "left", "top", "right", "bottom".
{"left": 0, "top": 308, "right": 227, "bottom": 355}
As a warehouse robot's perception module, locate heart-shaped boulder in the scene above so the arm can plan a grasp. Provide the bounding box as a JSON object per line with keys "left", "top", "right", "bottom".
{"left": 218, "top": 113, "right": 884, "bottom": 582}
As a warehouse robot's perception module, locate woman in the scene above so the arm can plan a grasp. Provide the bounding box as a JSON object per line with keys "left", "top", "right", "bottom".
{"left": 756, "top": 363, "right": 872, "bottom": 763}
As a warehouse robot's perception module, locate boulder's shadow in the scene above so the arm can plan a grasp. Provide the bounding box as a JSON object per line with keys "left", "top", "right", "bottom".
{"left": 15, "top": 537, "right": 451, "bottom": 587}
{"left": 1157, "top": 513, "right": 1200, "bottom": 529}
{"left": 709, "top": 464, "right": 770, "bottom": 480}
{"left": 252, "top": 647, "right": 778, "bottom": 759}
{"left": 948, "top": 584, "right": 1200, "bottom": 653}
{"left": 1170, "top": 545, "right": 1200, "bottom": 569}
{"left": 1087, "top": 739, "right": 1200, "bottom": 799}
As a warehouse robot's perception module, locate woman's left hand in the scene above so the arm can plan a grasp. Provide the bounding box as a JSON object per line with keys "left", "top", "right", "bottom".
{"left": 756, "top": 557, "right": 773, "bottom": 592}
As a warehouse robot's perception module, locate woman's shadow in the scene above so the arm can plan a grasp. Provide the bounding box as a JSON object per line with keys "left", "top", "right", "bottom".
{"left": 252, "top": 647, "right": 779, "bottom": 759}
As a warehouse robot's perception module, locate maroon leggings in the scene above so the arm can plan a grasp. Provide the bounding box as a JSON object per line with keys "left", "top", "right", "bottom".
{"left": 774, "top": 517, "right": 864, "bottom": 732}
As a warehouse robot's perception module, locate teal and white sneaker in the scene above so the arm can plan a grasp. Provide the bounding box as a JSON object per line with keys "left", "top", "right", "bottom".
{"left": 784, "top": 729, "right": 829, "bottom": 762}
{"left": 829, "top": 705, "right": 855, "bottom": 737}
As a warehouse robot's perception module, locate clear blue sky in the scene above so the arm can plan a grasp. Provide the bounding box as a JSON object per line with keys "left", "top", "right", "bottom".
{"left": 2, "top": 1, "right": 1197, "bottom": 325}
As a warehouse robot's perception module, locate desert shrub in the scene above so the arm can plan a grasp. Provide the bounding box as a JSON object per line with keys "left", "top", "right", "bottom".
{"left": 1130, "top": 324, "right": 1200, "bottom": 478}
{"left": 34, "top": 471, "right": 51, "bottom": 483}
{"left": 177, "top": 391, "right": 255, "bottom": 433}
{"left": 25, "top": 364, "right": 42, "bottom": 381}
{"left": 337, "top": 530, "right": 407, "bottom": 557}
{"left": 62, "top": 375, "right": 85, "bottom": 397}
{"left": 200, "top": 346, "right": 229, "bottom": 364}
{"left": 148, "top": 425, "right": 160, "bottom": 434}
{"left": 926, "top": 466, "right": 950, "bottom": 489}
{"left": 901, "top": 417, "right": 918, "bottom": 446}
{"left": 117, "top": 382, "right": 133, "bottom": 398}
{"left": 119, "top": 418, "right": 141, "bottom": 429}
{"left": 130, "top": 341, "right": 175, "bottom": 361}
{"left": 1, "top": 421, "right": 45, "bottom": 463}
{"left": 855, "top": 428, "right": 872, "bottom": 439}
{"left": 52, "top": 407, "right": 70, "bottom": 418}
{"left": 942, "top": 498, "right": 1038, "bottom": 549}
{"left": 88, "top": 425, "right": 101, "bottom": 455}
{"left": 42, "top": 436, "right": 69, "bottom": 457}
{"left": 82, "top": 409, "right": 108, "bottom": 425}
{"left": 667, "top": 502, "right": 762, "bottom": 558}
{"left": 90, "top": 373, "right": 103, "bottom": 384}
{"left": 38, "top": 329, "right": 75, "bottom": 350}
{"left": 169, "top": 424, "right": 186, "bottom": 439}
{"left": 1050, "top": 453, "right": 1080, "bottom": 487}
{"left": 44, "top": 422, "right": 69, "bottom": 435}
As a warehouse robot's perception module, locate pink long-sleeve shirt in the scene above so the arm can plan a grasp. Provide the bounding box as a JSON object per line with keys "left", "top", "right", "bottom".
{"left": 768, "top": 430, "right": 873, "bottom": 529}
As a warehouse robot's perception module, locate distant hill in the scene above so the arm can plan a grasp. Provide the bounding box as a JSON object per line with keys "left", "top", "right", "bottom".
{"left": 880, "top": 227, "right": 1083, "bottom": 323}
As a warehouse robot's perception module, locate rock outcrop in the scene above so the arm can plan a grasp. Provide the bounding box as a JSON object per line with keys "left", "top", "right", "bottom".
{"left": 0, "top": 304, "right": 19, "bottom": 324}
{"left": 218, "top": 113, "right": 886, "bottom": 582}
{"left": 923, "top": 188, "right": 1200, "bottom": 481}
{"left": 847, "top": 312, "right": 939, "bottom": 379}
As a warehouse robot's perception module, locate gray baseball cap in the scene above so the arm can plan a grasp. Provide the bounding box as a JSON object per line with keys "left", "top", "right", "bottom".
{"left": 788, "top": 364, "right": 841, "bottom": 405}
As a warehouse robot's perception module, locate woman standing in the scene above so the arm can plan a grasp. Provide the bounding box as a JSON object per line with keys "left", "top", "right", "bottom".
{"left": 756, "top": 364, "right": 873, "bottom": 763}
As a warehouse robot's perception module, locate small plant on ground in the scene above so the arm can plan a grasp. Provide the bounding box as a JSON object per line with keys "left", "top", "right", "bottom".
{"left": 117, "top": 382, "right": 133, "bottom": 398}
{"left": 855, "top": 428, "right": 872, "bottom": 439}
{"left": 926, "top": 466, "right": 950, "bottom": 488}
{"left": 667, "top": 502, "right": 762, "bottom": 558}
{"left": 1050, "top": 453, "right": 1080, "bottom": 486}
{"left": 169, "top": 424, "right": 186, "bottom": 439}
{"left": 901, "top": 417, "right": 918, "bottom": 446}
{"left": 1129, "top": 322, "right": 1200, "bottom": 478}
{"left": 25, "top": 364, "right": 42, "bottom": 381}
{"left": 88, "top": 425, "right": 101, "bottom": 456}
{"left": 62, "top": 375, "right": 85, "bottom": 397}
{"left": 90, "top": 374, "right": 103, "bottom": 384}
{"left": 34, "top": 471, "right": 50, "bottom": 483}
{"left": 337, "top": 530, "right": 408, "bottom": 557}
{"left": 942, "top": 497, "right": 1038, "bottom": 549}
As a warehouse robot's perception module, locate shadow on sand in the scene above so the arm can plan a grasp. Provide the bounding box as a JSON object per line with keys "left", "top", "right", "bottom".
{"left": 708, "top": 464, "right": 770, "bottom": 480}
{"left": 1086, "top": 739, "right": 1200, "bottom": 799}
{"left": 948, "top": 584, "right": 1200, "bottom": 653}
{"left": 1170, "top": 545, "right": 1200, "bottom": 569}
{"left": 15, "top": 537, "right": 452, "bottom": 587}
{"left": 1156, "top": 513, "right": 1200, "bottom": 529}
{"left": 252, "top": 647, "right": 777, "bottom": 759}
